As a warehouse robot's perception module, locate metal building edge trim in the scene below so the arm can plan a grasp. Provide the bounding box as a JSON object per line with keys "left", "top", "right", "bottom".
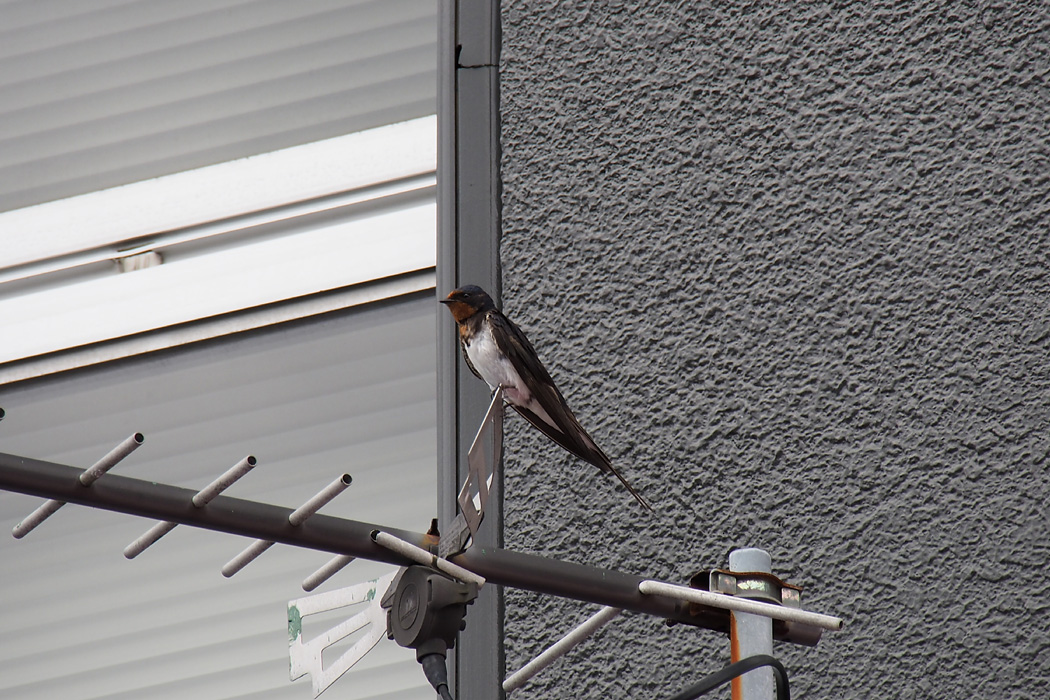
{"left": 0, "top": 269, "right": 436, "bottom": 386}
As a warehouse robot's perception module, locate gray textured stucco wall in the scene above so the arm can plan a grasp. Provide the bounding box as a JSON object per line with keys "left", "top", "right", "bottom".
{"left": 497, "top": 2, "right": 1049, "bottom": 698}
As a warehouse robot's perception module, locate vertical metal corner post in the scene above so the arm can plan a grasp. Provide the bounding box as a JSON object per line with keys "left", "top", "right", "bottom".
{"left": 728, "top": 549, "right": 775, "bottom": 700}
{"left": 437, "top": 2, "right": 504, "bottom": 699}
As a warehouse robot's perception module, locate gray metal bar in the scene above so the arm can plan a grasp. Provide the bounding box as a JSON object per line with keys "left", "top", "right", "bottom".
{"left": 0, "top": 451, "right": 829, "bottom": 644}
{"left": 457, "top": 0, "right": 500, "bottom": 68}
{"left": 1, "top": 452, "right": 416, "bottom": 568}
{"left": 729, "top": 548, "right": 775, "bottom": 700}
{"left": 438, "top": 2, "right": 506, "bottom": 699}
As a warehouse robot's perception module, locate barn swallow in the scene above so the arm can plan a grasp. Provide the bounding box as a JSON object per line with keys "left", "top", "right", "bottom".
{"left": 440, "top": 285, "right": 652, "bottom": 512}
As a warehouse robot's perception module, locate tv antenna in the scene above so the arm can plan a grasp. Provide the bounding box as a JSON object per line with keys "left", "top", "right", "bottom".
{"left": 0, "top": 392, "right": 842, "bottom": 699}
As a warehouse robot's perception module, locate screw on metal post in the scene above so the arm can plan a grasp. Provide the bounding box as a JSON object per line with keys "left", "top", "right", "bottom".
{"left": 222, "top": 473, "right": 352, "bottom": 578}
{"left": 706, "top": 569, "right": 802, "bottom": 608}
{"left": 125, "top": 455, "right": 257, "bottom": 559}
{"left": 12, "top": 432, "right": 144, "bottom": 539}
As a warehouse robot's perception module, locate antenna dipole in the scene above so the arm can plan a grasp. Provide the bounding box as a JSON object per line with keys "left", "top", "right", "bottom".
{"left": 0, "top": 450, "right": 837, "bottom": 642}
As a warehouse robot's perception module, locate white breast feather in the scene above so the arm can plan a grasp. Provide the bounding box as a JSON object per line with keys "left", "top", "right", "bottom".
{"left": 466, "top": 325, "right": 528, "bottom": 400}
{"left": 465, "top": 325, "right": 561, "bottom": 430}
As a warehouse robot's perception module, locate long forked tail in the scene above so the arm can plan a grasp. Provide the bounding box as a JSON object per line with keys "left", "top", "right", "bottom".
{"left": 606, "top": 464, "right": 654, "bottom": 513}
{"left": 508, "top": 403, "right": 654, "bottom": 513}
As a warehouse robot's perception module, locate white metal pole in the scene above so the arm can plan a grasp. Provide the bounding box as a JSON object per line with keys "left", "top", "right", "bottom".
{"left": 371, "top": 530, "right": 486, "bottom": 587}
{"left": 302, "top": 554, "right": 356, "bottom": 591}
{"left": 502, "top": 605, "right": 621, "bottom": 692}
{"left": 637, "top": 580, "right": 842, "bottom": 630}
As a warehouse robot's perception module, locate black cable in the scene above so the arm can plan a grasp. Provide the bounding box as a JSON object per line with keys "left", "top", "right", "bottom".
{"left": 419, "top": 653, "right": 455, "bottom": 700}
{"left": 664, "top": 654, "right": 789, "bottom": 700}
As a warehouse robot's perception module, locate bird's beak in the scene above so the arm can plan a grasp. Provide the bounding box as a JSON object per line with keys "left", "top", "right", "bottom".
{"left": 439, "top": 297, "right": 453, "bottom": 305}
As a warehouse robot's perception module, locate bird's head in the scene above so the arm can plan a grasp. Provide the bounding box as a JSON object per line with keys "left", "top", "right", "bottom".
{"left": 440, "top": 285, "right": 496, "bottom": 322}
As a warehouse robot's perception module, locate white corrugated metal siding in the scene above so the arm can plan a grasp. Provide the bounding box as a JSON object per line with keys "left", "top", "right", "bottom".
{"left": 0, "top": 295, "right": 436, "bottom": 699}
{"left": 0, "top": 0, "right": 436, "bottom": 212}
